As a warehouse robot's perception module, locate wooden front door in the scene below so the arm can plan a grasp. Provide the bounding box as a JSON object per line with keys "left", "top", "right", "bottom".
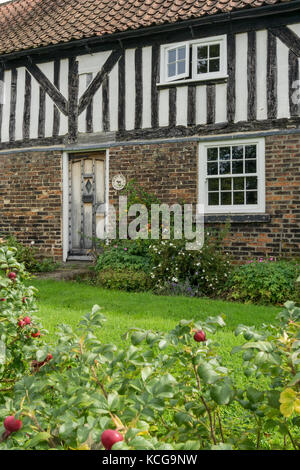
{"left": 69, "top": 152, "right": 106, "bottom": 257}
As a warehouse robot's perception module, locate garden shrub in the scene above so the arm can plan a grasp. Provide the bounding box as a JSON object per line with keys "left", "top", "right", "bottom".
{"left": 149, "top": 227, "right": 232, "bottom": 297}
{"left": 227, "top": 258, "right": 300, "bottom": 304}
{"left": 0, "top": 242, "right": 299, "bottom": 450}
{"left": 95, "top": 239, "right": 152, "bottom": 274}
{"left": 1, "top": 235, "right": 59, "bottom": 273}
{"left": 96, "top": 268, "right": 152, "bottom": 292}
{"left": 95, "top": 180, "right": 232, "bottom": 297}
{"left": 0, "top": 245, "right": 47, "bottom": 386}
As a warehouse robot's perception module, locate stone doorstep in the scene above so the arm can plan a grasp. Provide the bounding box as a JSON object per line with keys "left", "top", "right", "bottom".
{"left": 34, "top": 261, "right": 93, "bottom": 281}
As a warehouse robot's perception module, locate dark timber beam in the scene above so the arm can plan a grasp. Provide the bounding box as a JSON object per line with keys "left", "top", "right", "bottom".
{"left": 269, "top": 25, "right": 300, "bottom": 57}
{"left": 78, "top": 49, "right": 122, "bottom": 115}
{"left": 25, "top": 60, "right": 68, "bottom": 115}
{"left": 68, "top": 57, "right": 79, "bottom": 144}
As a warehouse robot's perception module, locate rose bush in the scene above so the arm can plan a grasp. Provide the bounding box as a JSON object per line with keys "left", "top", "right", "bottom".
{"left": 0, "top": 243, "right": 299, "bottom": 450}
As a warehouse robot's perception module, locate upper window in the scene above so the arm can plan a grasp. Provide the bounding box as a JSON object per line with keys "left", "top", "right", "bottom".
{"left": 165, "top": 43, "right": 189, "bottom": 82}
{"left": 160, "top": 35, "right": 227, "bottom": 85}
{"left": 198, "top": 138, "right": 265, "bottom": 214}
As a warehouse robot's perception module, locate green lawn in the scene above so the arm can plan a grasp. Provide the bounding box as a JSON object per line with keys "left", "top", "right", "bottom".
{"left": 30, "top": 279, "right": 280, "bottom": 346}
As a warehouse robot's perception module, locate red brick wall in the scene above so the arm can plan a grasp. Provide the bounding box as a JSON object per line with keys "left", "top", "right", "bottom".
{"left": 109, "top": 135, "right": 300, "bottom": 260}
{"left": 109, "top": 142, "right": 198, "bottom": 206}
{"left": 0, "top": 150, "right": 63, "bottom": 259}
{"left": 225, "top": 134, "right": 300, "bottom": 259}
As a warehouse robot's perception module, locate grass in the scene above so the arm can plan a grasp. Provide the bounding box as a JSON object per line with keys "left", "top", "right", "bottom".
{"left": 30, "top": 279, "right": 280, "bottom": 346}
{"left": 31, "top": 278, "right": 281, "bottom": 390}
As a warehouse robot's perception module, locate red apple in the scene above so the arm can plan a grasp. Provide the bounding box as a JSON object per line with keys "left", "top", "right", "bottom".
{"left": 18, "top": 320, "right": 25, "bottom": 328}
{"left": 31, "top": 329, "right": 40, "bottom": 338}
{"left": 8, "top": 272, "right": 16, "bottom": 281}
{"left": 4, "top": 416, "right": 22, "bottom": 433}
{"left": 22, "top": 297, "right": 27, "bottom": 303}
{"left": 194, "top": 330, "right": 206, "bottom": 342}
{"left": 23, "top": 316, "right": 31, "bottom": 325}
{"left": 0, "top": 298, "right": 6, "bottom": 302}
{"left": 101, "top": 429, "right": 124, "bottom": 450}
{"left": 46, "top": 354, "right": 53, "bottom": 362}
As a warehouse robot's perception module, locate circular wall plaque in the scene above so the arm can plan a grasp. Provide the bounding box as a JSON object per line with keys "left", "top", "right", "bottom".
{"left": 112, "top": 174, "right": 126, "bottom": 191}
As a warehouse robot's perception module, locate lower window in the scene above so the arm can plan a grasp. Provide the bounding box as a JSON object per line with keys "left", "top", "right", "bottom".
{"left": 198, "top": 138, "right": 265, "bottom": 213}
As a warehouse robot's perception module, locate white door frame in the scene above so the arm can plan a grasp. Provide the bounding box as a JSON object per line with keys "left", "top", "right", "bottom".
{"left": 62, "top": 148, "right": 110, "bottom": 262}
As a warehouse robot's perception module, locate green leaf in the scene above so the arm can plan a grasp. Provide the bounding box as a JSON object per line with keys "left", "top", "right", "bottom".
{"left": 243, "top": 341, "right": 273, "bottom": 353}
{"left": 131, "top": 331, "right": 146, "bottom": 346}
{"left": 246, "top": 386, "right": 264, "bottom": 404}
{"left": 288, "top": 372, "right": 300, "bottom": 387}
{"left": 198, "top": 363, "right": 220, "bottom": 384}
{"left": 174, "top": 412, "right": 193, "bottom": 426}
{"left": 77, "top": 426, "right": 91, "bottom": 443}
{"left": 211, "top": 383, "right": 235, "bottom": 405}
{"left": 158, "top": 339, "right": 168, "bottom": 350}
{"left": 267, "top": 390, "right": 280, "bottom": 409}
{"left": 25, "top": 432, "right": 52, "bottom": 448}
{"left": 141, "top": 366, "right": 153, "bottom": 382}
{"left": 129, "top": 436, "right": 154, "bottom": 450}
{"left": 178, "top": 440, "right": 201, "bottom": 450}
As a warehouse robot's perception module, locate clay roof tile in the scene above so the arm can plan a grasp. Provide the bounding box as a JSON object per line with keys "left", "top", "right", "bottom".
{"left": 0, "top": 0, "right": 293, "bottom": 55}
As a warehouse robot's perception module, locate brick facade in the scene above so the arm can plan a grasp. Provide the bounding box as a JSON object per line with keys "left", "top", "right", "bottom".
{"left": 0, "top": 150, "right": 63, "bottom": 260}
{"left": 109, "top": 142, "right": 198, "bottom": 206}
{"left": 109, "top": 134, "right": 300, "bottom": 260}
{"left": 0, "top": 133, "right": 299, "bottom": 261}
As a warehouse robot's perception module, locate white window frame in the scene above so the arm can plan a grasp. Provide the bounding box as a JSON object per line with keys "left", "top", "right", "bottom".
{"left": 192, "top": 35, "right": 227, "bottom": 81}
{"left": 161, "top": 42, "right": 190, "bottom": 83}
{"left": 159, "top": 35, "right": 227, "bottom": 85}
{"left": 198, "top": 138, "right": 266, "bottom": 214}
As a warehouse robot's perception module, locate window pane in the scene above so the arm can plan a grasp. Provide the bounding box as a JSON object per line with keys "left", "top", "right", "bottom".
{"left": 178, "top": 47, "right": 186, "bottom": 60}
{"left": 205, "top": 141, "right": 261, "bottom": 209}
{"left": 208, "top": 193, "right": 219, "bottom": 205}
{"left": 198, "top": 46, "right": 208, "bottom": 59}
{"left": 221, "top": 178, "right": 232, "bottom": 191}
{"left": 246, "top": 176, "right": 257, "bottom": 190}
{"left": 245, "top": 160, "right": 257, "bottom": 173}
{"left": 198, "top": 60, "right": 208, "bottom": 74}
{"left": 220, "top": 147, "right": 231, "bottom": 160}
{"left": 168, "top": 49, "right": 176, "bottom": 63}
{"left": 245, "top": 145, "right": 256, "bottom": 159}
{"left": 168, "top": 63, "right": 176, "bottom": 77}
{"left": 209, "top": 59, "right": 220, "bottom": 72}
{"left": 208, "top": 178, "right": 219, "bottom": 191}
{"left": 177, "top": 60, "right": 186, "bottom": 75}
{"left": 208, "top": 162, "right": 218, "bottom": 175}
{"left": 232, "top": 161, "right": 243, "bottom": 174}
{"left": 209, "top": 44, "right": 220, "bottom": 58}
{"left": 246, "top": 191, "right": 258, "bottom": 204}
{"left": 233, "top": 192, "right": 245, "bottom": 205}
{"left": 233, "top": 177, "right": 244, "bottom": 190}
{"left": 221, "top": 192, "right": 232, "bottom": 205}
{"left": 219, "top": 161, "right": 230, "bottom": 174}
{"left": 232, "top": 146, "right": 243, "bottom": 160}
{"left": 207, "top": 147, "right": 218, "bottom": 161}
